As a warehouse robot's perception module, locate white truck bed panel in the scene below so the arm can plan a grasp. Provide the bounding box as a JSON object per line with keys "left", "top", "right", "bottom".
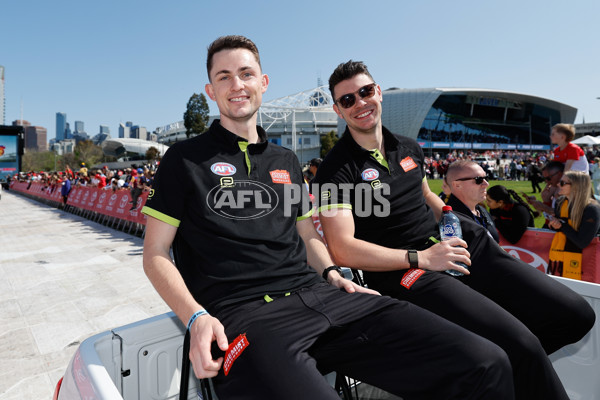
{"left": 58, "top": 276, "right": 600, "bottom": 399}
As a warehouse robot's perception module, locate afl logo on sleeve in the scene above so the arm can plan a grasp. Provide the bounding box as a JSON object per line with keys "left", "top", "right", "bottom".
{"left": 361, "top": 168, "right": 380, "bottom": 181}
{"left": 211, "top": 162, "right": 237, "bottom": 176}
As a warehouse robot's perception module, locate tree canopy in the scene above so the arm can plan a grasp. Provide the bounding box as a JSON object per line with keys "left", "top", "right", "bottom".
{"left": 145, "top": 146, "right": 161, "bottom": 162}
{"left": 183, "top": 93, "right": 210, "bottom": 138}
{"left": 320, "top": 130, "right": 339, "bottom": 158}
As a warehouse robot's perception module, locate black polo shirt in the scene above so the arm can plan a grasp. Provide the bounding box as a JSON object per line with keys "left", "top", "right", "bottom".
{"left": 446, "top": 194, "right": 499, "bottom": 243}
{"left": 312, "top": 126, "right": 438, "bottom": 250}
{"left": 142, "top": 120, "right": 320, "bottom": 311}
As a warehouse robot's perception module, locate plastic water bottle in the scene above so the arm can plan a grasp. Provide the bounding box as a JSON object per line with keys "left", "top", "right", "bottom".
{"left": 439, "top": 205, "right": 468, "bottom": 276}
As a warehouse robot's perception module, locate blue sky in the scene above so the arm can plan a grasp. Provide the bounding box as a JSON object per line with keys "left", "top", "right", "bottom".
{"left": 2, "top": 0, "right": 599, "bottom": 141}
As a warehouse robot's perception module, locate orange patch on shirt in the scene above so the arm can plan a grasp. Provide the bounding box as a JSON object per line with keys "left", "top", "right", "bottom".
{"left": 400, "top": 157, "right": 418, "bottom": 172}
{"left": 270, "top": 170, "right": 292, "bottom": 184}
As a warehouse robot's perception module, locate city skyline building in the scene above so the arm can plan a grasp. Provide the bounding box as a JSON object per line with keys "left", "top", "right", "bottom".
{"left": 12, "top": 119, "right": 47, "bottom": 152}
{"left": 130, "top": 125, "right": 147, "bottom": 140}
{"left": 12, "top": 119, "right": 31, "bottom": 128}
{"left": 74, "top": 120, "right": 85, "bottom": 134}
{"left": 118, "top": 121, "right": 132, "bottom": 138}
{"left": 0, "top": 66, "right": 5, "bottom": 125}
{"left": 56, "top": 112, "right": 67, "bottom": 141}
{"left": 24, "top": 126, "right": 47, "bottom": 152}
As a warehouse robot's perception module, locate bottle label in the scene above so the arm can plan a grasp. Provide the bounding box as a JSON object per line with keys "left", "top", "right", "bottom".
{"left": 442, "top": 223, "right": 456, "bottom": 237}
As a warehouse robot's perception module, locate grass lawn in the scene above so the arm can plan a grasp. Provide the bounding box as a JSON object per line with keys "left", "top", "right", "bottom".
{"left": 427, "top": 179, "right": 547, "bottom": 228}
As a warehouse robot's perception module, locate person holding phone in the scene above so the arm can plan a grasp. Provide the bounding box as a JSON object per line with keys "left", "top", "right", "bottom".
{"left": 548, "top": 171, "right": 600, "bottom": 280}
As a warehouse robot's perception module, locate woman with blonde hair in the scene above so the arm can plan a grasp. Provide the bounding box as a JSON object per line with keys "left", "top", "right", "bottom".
{"left": 548, "top": 171, "right": 600, "bottom": 280}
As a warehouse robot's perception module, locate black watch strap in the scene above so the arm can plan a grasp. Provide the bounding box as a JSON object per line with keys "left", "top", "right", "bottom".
{"left": 322, "top": 265, "right": 343, "bottom": 281}
{"left": 408, "top": 250, "right": 419, "bottom": 268}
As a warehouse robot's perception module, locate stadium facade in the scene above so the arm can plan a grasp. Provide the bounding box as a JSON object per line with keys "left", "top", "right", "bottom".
{"left": 375, "top": 88, "right": 577, "bottom": 153}
{"left": 101, "top": 138, "right": 169, "bottom": 160}
{"left": 155, "top": 87, "right": 337, "bottom": 164}
{"left": 154, "top": 86, "right": 577, "bottom": 164}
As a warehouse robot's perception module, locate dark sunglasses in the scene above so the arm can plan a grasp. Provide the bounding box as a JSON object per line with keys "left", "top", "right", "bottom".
{"left": 455, "top": 176, "right": 487, "bottom": 185}
{"left": 544, "top": 171, "right": 560, "bottom": 181}
{"left": 335, "top": 83, "right": 377, "bottom": 109}
{"left": 559, "top": 180, "right": 572, "bottom": 186}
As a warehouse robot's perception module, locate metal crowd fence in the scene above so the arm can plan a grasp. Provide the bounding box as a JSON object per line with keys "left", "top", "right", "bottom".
{"left": 9, "top": 181, "right": 149, "bottom": 237}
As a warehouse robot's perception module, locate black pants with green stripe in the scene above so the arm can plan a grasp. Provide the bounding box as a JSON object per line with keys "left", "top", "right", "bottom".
{"left": 209, "top": 282, "right": 514, "bottom": 400}
{"left": 364, "top": 215, "right": 596, "bottom": 400}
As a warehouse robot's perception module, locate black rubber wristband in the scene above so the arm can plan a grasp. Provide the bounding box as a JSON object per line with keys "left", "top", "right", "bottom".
{"left": 408, "top": 250, "right": 419, "bottom": 268}
{"left": 322, "top": 265, "right": 343, "bottom": 281}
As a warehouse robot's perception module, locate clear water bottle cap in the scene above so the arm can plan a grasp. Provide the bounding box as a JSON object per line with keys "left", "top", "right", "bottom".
{"left": 442, "top": 205, "right": 453, "bottom": 212}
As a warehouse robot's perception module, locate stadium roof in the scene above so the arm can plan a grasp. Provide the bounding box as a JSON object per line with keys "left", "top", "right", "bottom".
{"left": 101, "top": 138, "right": 169, "bottom": 158}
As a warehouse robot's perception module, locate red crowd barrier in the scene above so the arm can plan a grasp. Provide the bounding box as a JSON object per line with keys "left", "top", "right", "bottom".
{"left": 12, "top": 181, "right": 599, "bottom": 283}
{"left": 499, "top": 229, "right": 600, "bottom": 284}
{"left": 10, "top": 181, "right": 148, "bottom": 226}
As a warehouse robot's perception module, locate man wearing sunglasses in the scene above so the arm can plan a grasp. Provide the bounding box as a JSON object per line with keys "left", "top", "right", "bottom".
{"left": 444, "top": 160, "right": 499, "bottom": 243}
{"left": 142, "top": 37, "right": 516, "bottom": 400}
{"left": 312, "top": 60, "right": 595, "bottom": 400}
{"left": 525, "top": 161, "right": 565, "bottom": 228}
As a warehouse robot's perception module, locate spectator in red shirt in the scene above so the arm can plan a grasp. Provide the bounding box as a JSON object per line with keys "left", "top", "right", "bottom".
{"left": 550, "top": 123, "right": 589, "bottom": 173}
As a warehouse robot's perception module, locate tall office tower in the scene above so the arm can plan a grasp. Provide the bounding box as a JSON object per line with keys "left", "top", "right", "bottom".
{"left": 131, "top": 125, "right": 147, "bottom": 140}
{"left": 12, "top": 119, "right": 31, "bottom": 128}
{"left": 118, "top": 122, "right": 131, "bottom": 138}
{"left": 74, "top": 120, "right": 85, "bottom": 134}
{"left": 99, "top": 125, "right": 110, "bottom": 135}
{"left": 0, "top": 66, "right": 5, "bottom": 125}
{"left": 25, "top": 126, "right": 48, "bottom": 151}
{"left": 56, "top": 112, "right": 67, "bottom": 141}
{"left": 65, "top": 122, "right": 72, "bottom": 139}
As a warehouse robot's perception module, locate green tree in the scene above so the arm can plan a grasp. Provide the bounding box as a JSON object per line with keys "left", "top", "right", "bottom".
{"left": 22, "top": 150, "right": 56, "bottom": 172}
{"left": 74, "top": 140, "right": 103, "bottom": 168}
{"left": 320, "top": 130, "right": 339, "bottom": 158}
{"left": 145, "top": 146, "right": 160, "bottom": 162}
{"left": 183, "top": 93, "right": 210, "bottom": 138}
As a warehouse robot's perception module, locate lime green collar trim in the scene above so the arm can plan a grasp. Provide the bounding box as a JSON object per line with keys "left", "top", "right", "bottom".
{"left": 238, "top": 142, "right": 251, "bottom": 176}
{"left": 369, "top": 149, "right": 389, "bottom": 173}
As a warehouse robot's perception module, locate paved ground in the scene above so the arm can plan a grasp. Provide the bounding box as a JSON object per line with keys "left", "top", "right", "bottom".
{"left": 0, "top": 190, "right": 170, "bottom": 400}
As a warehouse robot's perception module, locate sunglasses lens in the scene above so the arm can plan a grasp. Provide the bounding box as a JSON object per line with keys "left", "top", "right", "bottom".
{"left": 338, "top": 94, "right": 356, "bottom": 109}
{"left": 337, "top": 84, "right": 376, "bottom": 109}
{"left": 358, "top": 84, "right": 376, "bottom": 99}
{"left": 474, "top": 177, "right": 485, "bottom": 184}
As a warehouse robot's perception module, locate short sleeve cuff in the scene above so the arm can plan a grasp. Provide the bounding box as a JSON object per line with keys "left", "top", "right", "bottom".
{"left": 317, "top": 203, "right": 353, "bottom": 214}
{"left": 296, "top": 208, "right": 315, "bottom": 222}
{"left": 142, "top": 206, "right": 181, "bottom": 227}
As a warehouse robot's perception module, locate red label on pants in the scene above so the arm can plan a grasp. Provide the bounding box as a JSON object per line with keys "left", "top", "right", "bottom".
{"left": 223, "top": 333, "right": 250, "bottom": 376}
{"left": 401, "top": 268, "right": 425, "bottom": 289}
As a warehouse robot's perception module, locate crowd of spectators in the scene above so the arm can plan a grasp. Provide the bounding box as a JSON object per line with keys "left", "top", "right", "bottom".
{"left": 15, "top": 162, "right": 158, "bottom": 209}
{"left": 425, "top": 146, "right": 600, "bottom": 185}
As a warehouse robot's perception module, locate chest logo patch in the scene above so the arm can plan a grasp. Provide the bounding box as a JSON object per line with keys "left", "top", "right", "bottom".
{"left": 270, "top": 169, "right": 292, "bottom": 184}
{"left": 400, "top": 157, "right": 417, "bottom": 172}
{"left": 211, "top": 162, "right": 237, "bottom": 176}
{"left": 361, "top": 168, "right": 380, "bottom": 181}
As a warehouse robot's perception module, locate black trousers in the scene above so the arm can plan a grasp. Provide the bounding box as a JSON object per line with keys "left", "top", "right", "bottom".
{"left": 211, "top": 282, "right": 514, "bottom": 400}
{"left": 365, "top": 216, "right": 596, "bottom": 400}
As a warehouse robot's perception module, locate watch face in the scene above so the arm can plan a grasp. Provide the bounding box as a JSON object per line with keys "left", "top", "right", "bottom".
{"left": 408, "top": 250, "right": 418, "bottom": 268}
